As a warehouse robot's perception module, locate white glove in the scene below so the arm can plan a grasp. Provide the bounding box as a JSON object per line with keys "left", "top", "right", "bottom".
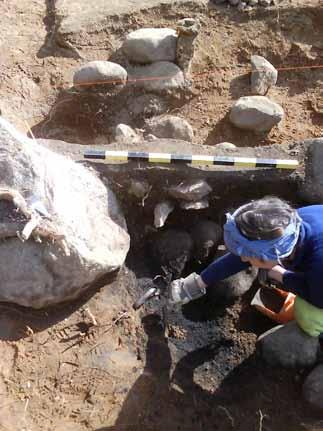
{"left": 168, "top": 273, "right": 206, "bottom": 305}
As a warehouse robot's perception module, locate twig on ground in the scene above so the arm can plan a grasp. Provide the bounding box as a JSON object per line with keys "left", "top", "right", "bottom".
{"left": 258, "top": 409, "right": 268, "bottom": 431}
{"left": 101, "top": 311, "right": 130, "bottom": 333}
{"left": 24, "top": 398, "right": 29, "bottom": 413}
{"left": 88, "top": 311, "right": 130, "bottom": 353}
{"left": 85, "top": 307, "right": 98, "bottom": 326}
{"left": 217, "top": 405, "right": 235, "bottom": 428}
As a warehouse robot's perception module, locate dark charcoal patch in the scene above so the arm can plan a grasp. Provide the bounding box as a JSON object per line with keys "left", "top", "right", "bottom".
{"left": 0, "top": 200, "right": 28, "bottom": 223}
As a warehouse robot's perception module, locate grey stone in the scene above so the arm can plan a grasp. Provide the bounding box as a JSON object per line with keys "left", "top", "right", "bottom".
{"left": 303, "top": 364, "right": 323, "bottom": 411}
{"left": 230, "top": 96, "right": 284, "bottom": 132}
{"left": 128, "top": 61, "right": 185, "bottom": 94}
{"left": 176, "top": 18, "right": 201, "bottom": 77}
{"left": 214, "top": 142, "right": 237, "bottom": 150}
{"left": 229, "top": 0, "right": 240, "bottom": 5}
{"left": 248, "top": 0, "right": 259, "bottom": 5}
{"left": 154, "top": 200, "right": 175, "bottom": 228}
{"left": 259, "top": 0, "right": 271, "bottom": 5}
{"left": 128, "top": 180, "right": 151, "bottom": 199}
{"left": 146, "top": 116, "right": 194, "bottom": 142}
{"left": 127, "top": 94, "right": 167, "bottom": 118}
{"left": 0, "top": 117, "right": 130, "bottom": 308}
{"left": 73, "top": 61, "right": 127, "bottom": 92}
{"left": 150, "top": 229, "right": 193, "bottom": 278}
{"left": 190, "top": 220, "right": 222, "bottom": 263}
{"left": 299, "top": 138, "right": 323, "bottom": 203}
{"left": 237, "top": 1, "right": 247, "bottom": 10}
{"left": 122, "top": 28, "right": 177, "bottom": 64}
{"left": 180, "top": 199, "right": 209, "bottom": 210}
{"left": 168, "top": 180, "right": 212, "bottom": 202}
{"left": 115, "top": 124, "right": 140, "bottom": 144}
{"left": 258, "top": 321, "right": 319, "bottom": 368}
{"left": 251, "top": 55, "right": 278, "bottom": 95}
{"left": 209, "top": 266, "right": 257, "bottom": 302}
{"left": 146, "top": 134, "right": 158, "bottom": 141}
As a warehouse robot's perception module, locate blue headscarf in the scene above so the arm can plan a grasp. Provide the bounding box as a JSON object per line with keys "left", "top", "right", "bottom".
{"left": 223, "top": 204, "right": 302, "bottom": 261}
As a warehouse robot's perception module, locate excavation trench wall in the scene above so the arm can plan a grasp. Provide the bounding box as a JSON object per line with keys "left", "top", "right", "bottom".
{"left": 41, "top": 137, "right": 306, "bottom": 233}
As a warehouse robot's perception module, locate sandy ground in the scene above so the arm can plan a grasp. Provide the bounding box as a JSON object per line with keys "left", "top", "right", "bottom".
{"left": 0, "top": 0, "right": 323, "bottom": 430}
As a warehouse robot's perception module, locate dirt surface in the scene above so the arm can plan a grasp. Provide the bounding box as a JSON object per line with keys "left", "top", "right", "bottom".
{"left": 1, "top": 1, "right": 323, "bottom": 430}
{"left": 1, "top": 1, "right": 322, "bottom": 146}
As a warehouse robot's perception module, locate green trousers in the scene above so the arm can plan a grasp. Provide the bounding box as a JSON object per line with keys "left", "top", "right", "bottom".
{"left": 294, "top": 296, "right": 323, "bottom": 337}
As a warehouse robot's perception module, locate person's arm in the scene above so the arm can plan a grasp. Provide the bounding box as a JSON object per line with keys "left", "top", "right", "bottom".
{"left": 270, "top": 237, "right": 323, "bottom": 306}
{"left": 168, "top": 252, "right": 249, "bottom": 305}
{"left": 200, "top": 252, "right": 249, "bottom": 286}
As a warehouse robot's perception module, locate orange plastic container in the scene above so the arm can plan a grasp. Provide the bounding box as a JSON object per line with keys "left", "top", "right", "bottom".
{"left": 251, "top": 287, "right": 295, "bottom": 324}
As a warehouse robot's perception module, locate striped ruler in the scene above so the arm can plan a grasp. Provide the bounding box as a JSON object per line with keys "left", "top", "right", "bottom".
{"left": 84, "top": 150, "right": 299, "bottom": 169}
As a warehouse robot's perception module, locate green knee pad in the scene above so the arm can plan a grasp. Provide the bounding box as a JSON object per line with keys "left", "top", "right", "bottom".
{"left": 294, "top": 296, "right": 323, "bottom": 337}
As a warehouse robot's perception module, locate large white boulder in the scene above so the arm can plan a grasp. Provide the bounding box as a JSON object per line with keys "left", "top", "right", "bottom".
{"left": 230, "top": 96, "right": 284, "bottom": 132}
{"left": 73, "top": 61, "right": 127, "bottom": 92}
{"left": 122, "top": 28, "right": 177, "bottom": 64}
{"left": 0, "top": 118, "right": 130, "bottom": 308}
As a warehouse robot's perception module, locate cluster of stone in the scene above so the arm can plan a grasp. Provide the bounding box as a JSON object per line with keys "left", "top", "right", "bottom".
{"left": 212, "top": 0, "right": 274, "bottom": 10}
{"left": 229, "top": 55, "right": 282, "bottom": 132}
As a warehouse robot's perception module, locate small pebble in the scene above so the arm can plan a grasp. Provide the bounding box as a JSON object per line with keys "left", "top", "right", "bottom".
{"left": 237, "top": 1, "right": 247, "bottom": 10}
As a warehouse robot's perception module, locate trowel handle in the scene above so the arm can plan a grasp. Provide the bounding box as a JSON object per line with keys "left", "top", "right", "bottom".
{"left": 133, "top": 287, "right": 160, "bottom": 310}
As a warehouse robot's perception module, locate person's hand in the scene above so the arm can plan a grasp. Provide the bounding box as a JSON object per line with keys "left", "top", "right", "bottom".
{"left": 267, "top": 265, "right": 286, "bottom": 284}
{"left": 168, "top": 273, "right": 206, "bottom": 305}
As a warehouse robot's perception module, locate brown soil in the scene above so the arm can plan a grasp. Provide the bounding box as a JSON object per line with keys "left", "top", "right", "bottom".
{"left": 0, "top": 1, "right": 323, "bottom": 430}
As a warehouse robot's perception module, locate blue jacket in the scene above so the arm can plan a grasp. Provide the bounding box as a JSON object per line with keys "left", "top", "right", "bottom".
{"left": 200, "top": 205, "right": 323, "bottom": 308}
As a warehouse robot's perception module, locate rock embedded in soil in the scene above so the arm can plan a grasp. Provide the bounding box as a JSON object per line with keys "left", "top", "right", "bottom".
{"left": 251, "top": 55, "right": 278, "bottom": 95}
{"left": 258, "top": 321, "right": 319, "bottom": 368}
{"left": 176, "top": 18, "right": 201, "bottom": 77}
{"left": 128, "top": 61, "right": 185, "bottom": 94}
{"left": 154, "top": 200, "right": 175, "bottom": 228}
{"left": 128, "top": 180, "right": 151, "bottom": 199}
{"left": 0, "top": 118, "right": 130, "bottom": 308}
{"left": 127, "top": 94, "right": 167, "bottom": 118}
{"left": 115, "top": 124, "right": 140, "bottom": 144}
{"left": 214, "top": 142, "right": 237, "bottom": 150}
{"left": 146, "top": 116, "right": 194, "bottom": 142}
{"left": 180, "top": 199, "right": 209, "bottom": 210}
{"left": 208, "top": 266, "right": 257, "bottom": 302}
{"left": 150, "top": 229, "right": 193, "bottom": 277}
{"left": 122, "top": 28, "right": 177, "bottom": 64}
{"left": 190, "top": 220, "right": 222, "bottom": 263}
{"left": 230, "top": 96, "right": 284, "bottom": 132}
{"left": 302, "top": 364, "right": 323, "bottom": 412}
{"left": 73, "top": 61, "right": 127, "bottom": 92}
{"left": 168, "top": 179, "right": 212, "bottom": 202}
